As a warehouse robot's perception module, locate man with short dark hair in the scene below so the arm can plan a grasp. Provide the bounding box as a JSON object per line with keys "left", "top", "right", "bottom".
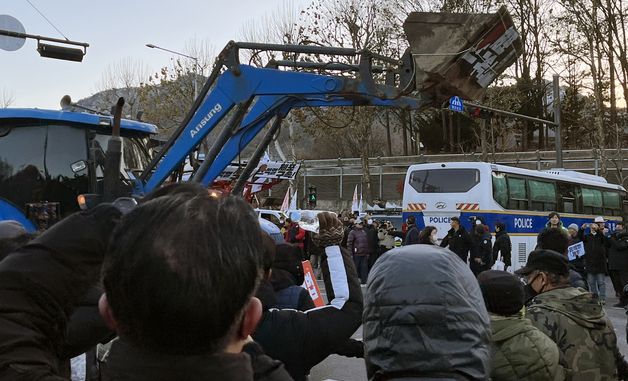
{"left": 100, "top": 193, "right": 291, "bottom": 380}
{"left": 517, "top": 250, "right": 627, "bottom": 379}
{"left": 440, "top": 216, "right": 472, "bottom": 263}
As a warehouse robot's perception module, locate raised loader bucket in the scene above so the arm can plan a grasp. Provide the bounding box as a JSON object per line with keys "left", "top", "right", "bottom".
{"left": 403, "top": 6, "right": 521, "bottom": 104}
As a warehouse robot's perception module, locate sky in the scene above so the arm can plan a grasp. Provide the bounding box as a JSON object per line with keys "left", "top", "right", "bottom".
{"left": 2, "top": 0, "right": 309, "bottom": 109}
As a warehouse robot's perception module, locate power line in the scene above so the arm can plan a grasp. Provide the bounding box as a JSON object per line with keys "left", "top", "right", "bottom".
{"left": 25, "top": 0, "right": 69, "bottom": 41}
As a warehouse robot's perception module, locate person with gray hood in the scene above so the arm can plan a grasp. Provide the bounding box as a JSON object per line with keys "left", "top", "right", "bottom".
{"left": 363, "top": 244, "right": 491, "bottom": 380}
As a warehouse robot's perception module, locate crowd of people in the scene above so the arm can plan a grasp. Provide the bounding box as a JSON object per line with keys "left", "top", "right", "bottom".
{"left": 0, "top": 188, "right": 628, "bottom": 380}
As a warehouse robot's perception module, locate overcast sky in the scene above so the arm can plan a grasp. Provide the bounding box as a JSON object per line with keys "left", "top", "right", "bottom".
{"left": 2, "top": 0, "right": 309, "bottom": 109}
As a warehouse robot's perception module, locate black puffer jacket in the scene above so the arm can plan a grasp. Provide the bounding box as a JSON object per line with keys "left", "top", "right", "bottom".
{"left": 364, "top": 245, "right": 491, "bottom": 380}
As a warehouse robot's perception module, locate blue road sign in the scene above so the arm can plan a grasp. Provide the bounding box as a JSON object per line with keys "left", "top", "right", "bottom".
{"left": 449, "top": 96, "right": 464, "bottom": 112}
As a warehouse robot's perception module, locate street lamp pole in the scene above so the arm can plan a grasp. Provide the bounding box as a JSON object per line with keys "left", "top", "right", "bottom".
{"left": 146, "top": 43, "right": 200, "bottom": 100}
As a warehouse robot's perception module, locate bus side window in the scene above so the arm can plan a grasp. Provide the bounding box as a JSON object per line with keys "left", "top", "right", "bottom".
{"left": 581, "top": 187, "right": 603, "bottom": 215}
{"left": 507, "top": 177, "right": 527, "bottom": 210}
{"left": 528, "top": 179, "right": 556, "bottom": 212}
{"left": 603, "top": 190, "right": 621, "bottom": 216}
{"left": 492, "top": 172, "right": 508, "bottom": 208}
{"left": 558, "top": 181, "right": 576, "bottom": 213}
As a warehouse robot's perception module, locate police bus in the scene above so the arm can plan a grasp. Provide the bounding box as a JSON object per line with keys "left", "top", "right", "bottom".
{"left": 402, "top": 162, "right": 627, "bottom": 270}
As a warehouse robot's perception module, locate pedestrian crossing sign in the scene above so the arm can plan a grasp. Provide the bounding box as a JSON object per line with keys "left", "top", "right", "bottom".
{"left": 449, "top": 96, "right": 464, "bottom": 112}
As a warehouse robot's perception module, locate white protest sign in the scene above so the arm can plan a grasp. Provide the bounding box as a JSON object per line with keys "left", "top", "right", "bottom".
{"left": 567, "top": 242, "right": 585, "bottom": 261}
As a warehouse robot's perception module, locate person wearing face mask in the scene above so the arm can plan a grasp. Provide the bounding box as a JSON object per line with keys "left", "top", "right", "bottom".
{"left": 517, "top": 250, "right": 628, "bottom": 380}
{"left": 418, "top": 226, "right": 438, "bottom": 245}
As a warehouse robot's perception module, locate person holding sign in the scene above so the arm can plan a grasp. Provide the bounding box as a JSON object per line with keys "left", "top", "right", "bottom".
{"left": 567, "top": 223, "right": 587, "bottom": 281}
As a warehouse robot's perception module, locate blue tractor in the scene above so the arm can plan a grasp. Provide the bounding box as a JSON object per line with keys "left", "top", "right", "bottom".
{"left": 1, "top": 7, "right": 521, "bottom": 230}
{"left": 0, "top": 108, "right": 156, "bottom": 232}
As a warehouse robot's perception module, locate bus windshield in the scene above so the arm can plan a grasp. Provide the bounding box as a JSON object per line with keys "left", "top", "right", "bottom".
{"left": 409, "top": 168, "right": 480, "bottom": 193}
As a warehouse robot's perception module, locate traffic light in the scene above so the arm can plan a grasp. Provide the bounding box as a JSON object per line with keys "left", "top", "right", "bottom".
{"left": 308, "top": 185, "right": 317, "bottom": 208}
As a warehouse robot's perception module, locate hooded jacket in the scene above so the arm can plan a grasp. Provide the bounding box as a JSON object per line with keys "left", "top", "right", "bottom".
{"left": 489, "top": 313, "right": 564, "bottom": 381}
{"left": 363, "top": 245, "right": 491, "bottom": 380}
{"left": 527, "top": 287, "right": 628, "bottom": 380}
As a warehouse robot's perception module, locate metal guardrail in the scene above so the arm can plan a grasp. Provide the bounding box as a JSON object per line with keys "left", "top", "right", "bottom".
{"left": 298, "top": 150, "right": 628, "bottom": 204}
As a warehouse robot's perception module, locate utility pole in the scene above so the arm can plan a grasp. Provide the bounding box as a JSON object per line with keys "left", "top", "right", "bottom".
{"left": 553, "top": 75, "right": 563, "bottom": 168}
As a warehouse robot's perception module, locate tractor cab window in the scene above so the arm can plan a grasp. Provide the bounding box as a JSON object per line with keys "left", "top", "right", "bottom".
{"left": 0, "top": 123, "right": 88, "bottom": 217}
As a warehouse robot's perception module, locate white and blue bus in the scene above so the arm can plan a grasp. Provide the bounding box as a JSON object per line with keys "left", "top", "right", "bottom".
{"left": 402, "top": 162, "right": 627, "bottom": 270}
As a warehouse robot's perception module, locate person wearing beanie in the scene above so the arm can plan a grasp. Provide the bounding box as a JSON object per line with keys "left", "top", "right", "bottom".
{"left": 478, "top": 270, "right": 564, "bottom": 381}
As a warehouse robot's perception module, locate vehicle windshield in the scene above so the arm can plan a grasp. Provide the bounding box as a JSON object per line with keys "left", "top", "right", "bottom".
{"left": 0, "top": 123, "right": 152, "bottom": 220}
{"left": 93, "top": 134, "right": 152, "bottom": 177}
{"left": 409, "top": 168, "right": 480, "bottom": 193}
{"left": 0, "top": 123, "right": 88, "bottom": 217}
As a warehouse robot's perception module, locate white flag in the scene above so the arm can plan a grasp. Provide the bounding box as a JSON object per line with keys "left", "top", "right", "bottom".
{"left": 351, "top": 185, "right": 359, "bottom": 212}
{"left": 280, "top": 187, "right": 290, "bottom": 212}
{"left": 289, "top": 187, "right": 297, "bottom": 210}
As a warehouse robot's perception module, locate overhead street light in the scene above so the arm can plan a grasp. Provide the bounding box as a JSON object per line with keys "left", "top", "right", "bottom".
{"left": 0, "top": 28, "right": 88, "bottom": 62}
{"left": 146, "top": 43, "right": 200, "bottom": 100}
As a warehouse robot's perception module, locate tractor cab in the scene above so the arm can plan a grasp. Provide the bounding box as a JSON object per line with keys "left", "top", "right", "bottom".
{"left": 0, "top": 108, "right": 156, "bottom": 231}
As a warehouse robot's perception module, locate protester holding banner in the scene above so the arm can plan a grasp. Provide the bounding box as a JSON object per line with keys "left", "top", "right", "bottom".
{"left": 567, "top": 223, "right": 587, "bottom": 281}
{"left": 608, "top": 223, "right": 628, "bottom": 307}
{"left": 253, "top": 212, "right": 363, "bottom": 381}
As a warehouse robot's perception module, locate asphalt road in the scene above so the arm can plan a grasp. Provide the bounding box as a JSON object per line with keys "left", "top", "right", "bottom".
{"left": 309, "top": 278, "right": 628, "bottom": 381}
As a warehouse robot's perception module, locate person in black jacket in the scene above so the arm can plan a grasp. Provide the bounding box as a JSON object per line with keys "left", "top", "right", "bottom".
{"left": 470, "top": 224, "right": 492, "bottom": 276}
{"left": 364, "top": 244, "right": 491, "bottom": 380}
{"left": 271, "top": 243, "right": 315, "bottom": 311}
{"left": 608, "top": 223, "right": 628, "bottom": 307}
{"left": 441, "top": 216, "right": 473, "bottom": 263}
{"left": 402, "top": 215, "right": 420, "bottom": 246}
{"left": 492, "top": 222, "right": 511, "bottom": 269}
{"left": 253, "top": 212, "right": 363, "bottom": 381}
{"left": 580, "top": 217, "right": 610, "bottom": 303}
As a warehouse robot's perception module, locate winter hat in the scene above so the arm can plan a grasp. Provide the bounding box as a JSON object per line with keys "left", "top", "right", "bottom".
{"left": 477, "top": 270, "right": 524, "bottom": 316}
{"left": 0, "top": 220, "right": 27, "bottom": 240}
{"left": 515, "top": 250, "right": 569, "bottom": 277}
{"left": 273, "top": 243, "right": 305, "bottom": 285}
{"left": 567, "top": 223, "right": 579, "bottom": 231}
{"left": 594, "top": 216, "right": 605, "bottom": 223}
